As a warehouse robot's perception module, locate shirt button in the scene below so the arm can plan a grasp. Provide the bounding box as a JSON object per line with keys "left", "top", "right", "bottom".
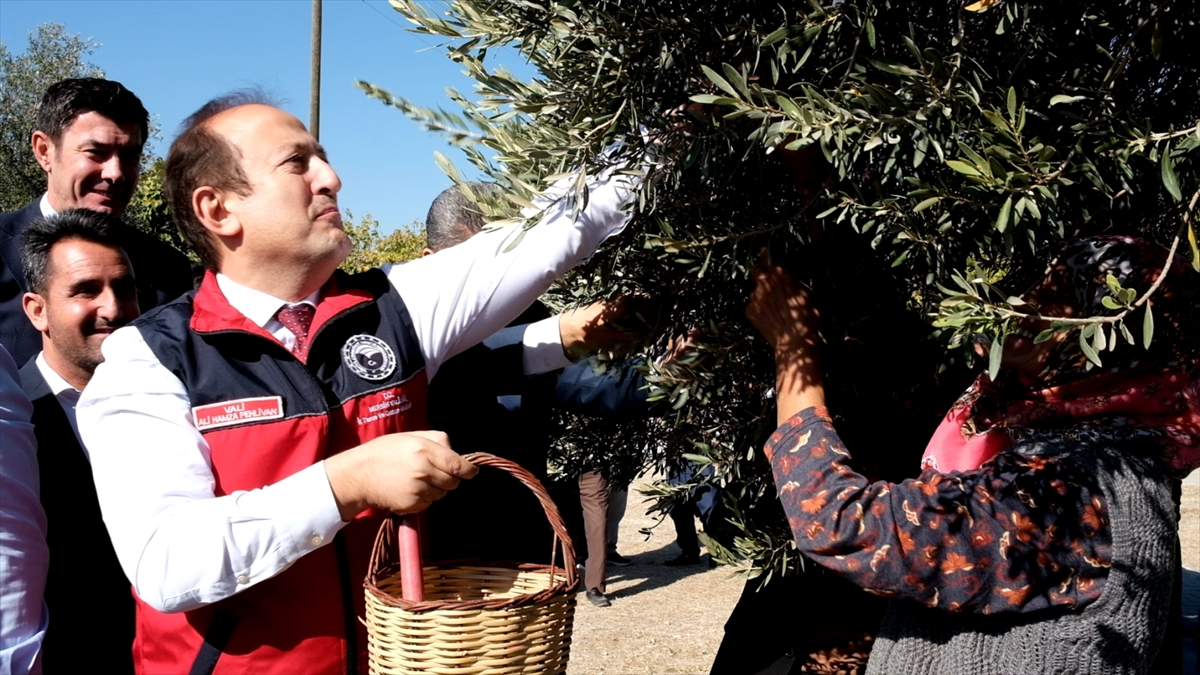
{"left": 310, "top": 535, "right": 324, "bottom": 546}
{"left": 236, "top": 574, "right": 249, "bottom": 585}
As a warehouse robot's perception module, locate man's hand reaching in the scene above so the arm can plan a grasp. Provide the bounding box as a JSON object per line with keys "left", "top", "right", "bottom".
{"left": 558, "top": 296, "right": 643, "bottom": 359}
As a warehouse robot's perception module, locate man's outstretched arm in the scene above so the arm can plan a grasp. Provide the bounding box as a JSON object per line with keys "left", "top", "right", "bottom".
{"left": 388, "top": 159, "right": 646, "bottom": 380}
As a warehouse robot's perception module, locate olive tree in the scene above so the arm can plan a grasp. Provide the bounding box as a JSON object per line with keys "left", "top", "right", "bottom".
{"left": 360, "top": 0, "right": 1198, "bottom": 578}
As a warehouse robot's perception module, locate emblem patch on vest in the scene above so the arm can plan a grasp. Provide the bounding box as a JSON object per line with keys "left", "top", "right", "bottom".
{"left": 342, "top": 334, "right": 397, "bottom": 381}
{"left": 193, "top": 396, "right": 284, "bottom": 431}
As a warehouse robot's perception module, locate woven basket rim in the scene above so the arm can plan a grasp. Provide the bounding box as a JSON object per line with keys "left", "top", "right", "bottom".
{"left": 365, "top": 452, "right": 578, "bottom": 614}
{"left": 366, "top": 561, "right": 577, "bottom": 612}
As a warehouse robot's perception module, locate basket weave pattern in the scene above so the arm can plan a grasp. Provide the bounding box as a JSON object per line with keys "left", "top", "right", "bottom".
{"left": 365, "top": 453, "right": 578, "bottom": 675}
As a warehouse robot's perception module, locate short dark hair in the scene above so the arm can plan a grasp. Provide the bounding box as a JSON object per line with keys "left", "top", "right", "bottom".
{"left": 21, "top": 209, "right": 129, "bottom": 294}
{"left": 165, "top": 90, "right": 275, "bottom": 270}
{"left": 425, "top": 182, "right": 500, "bottom": 252}
{"left": 36, "top": 78, "right": 149, "bottom": 146}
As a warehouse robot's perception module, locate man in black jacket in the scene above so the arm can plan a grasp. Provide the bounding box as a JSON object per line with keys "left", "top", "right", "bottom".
{"left": 0, "top": 78, "right": 192, "bottom": 366}
{"left": 18, "top": 209, "right": 141, "bottom": 673}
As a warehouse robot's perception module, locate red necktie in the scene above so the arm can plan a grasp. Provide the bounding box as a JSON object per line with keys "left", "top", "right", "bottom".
{"left": 276, "top": 304, "right": 316, "bottom": 357}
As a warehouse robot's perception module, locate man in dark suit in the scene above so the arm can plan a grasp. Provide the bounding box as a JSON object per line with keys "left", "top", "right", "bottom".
{"left": 18, "top": 209, "right": 140, "bottom": 673}
{"left": 0, "top": 78, "right": 192, "bottom": 366}
{"left": 420, "top": 184, "right": 653, "bottom": 608}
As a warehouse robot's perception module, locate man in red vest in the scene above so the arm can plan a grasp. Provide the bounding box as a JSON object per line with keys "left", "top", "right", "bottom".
{"left": 77, "top": 92, "right": 644, "bottom": 674}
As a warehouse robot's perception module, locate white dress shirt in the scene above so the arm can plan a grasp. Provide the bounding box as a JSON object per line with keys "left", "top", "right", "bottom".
{"left": 213, "top": 272, "right": 570, "bottom": 375}
{"left": 76, "top": 164, "right": 638, "bottom": 613}
{"left": 520, "top": 316, "right": 573, "bottom": 375}
{"left": 33, "top": 354, "right": 83, "bottom": 447}
{"left": 0, "top": 345, "right": 49, "bottom": 675}
{"left": 37, "top": 194, "right": 55, "bottom": 219}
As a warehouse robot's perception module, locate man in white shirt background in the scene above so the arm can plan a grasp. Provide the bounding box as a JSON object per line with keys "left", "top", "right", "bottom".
{"left": 0, "top": 343, "right": 48, "bottom": 675}
{"left": 76, "top": 91, "right": 643, "bottom": 673}
{"left": 17, "top": 208, "right": 140, "bottom": 672}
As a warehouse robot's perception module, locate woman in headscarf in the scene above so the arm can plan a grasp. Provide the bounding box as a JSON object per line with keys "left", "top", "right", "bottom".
{"left": 745, "top": 236, "right": 1198, "bottom": 674}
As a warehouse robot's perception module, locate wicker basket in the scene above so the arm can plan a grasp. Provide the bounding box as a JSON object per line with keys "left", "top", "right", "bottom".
{"left": 364, "top": 452, "right": 579, "bottom": 675}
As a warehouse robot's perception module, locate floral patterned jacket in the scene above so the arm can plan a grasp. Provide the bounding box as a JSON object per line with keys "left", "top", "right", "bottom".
{"left": 766, "top": 407, "right": 1113, "bottom": 614}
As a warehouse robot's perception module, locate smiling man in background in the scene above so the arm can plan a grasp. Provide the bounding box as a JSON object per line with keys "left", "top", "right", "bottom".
{"left": 18, "top": 209, "right": 140, "bottom": 673}
{"left": 0, "top": 78, "right": 192, "bottom": 366}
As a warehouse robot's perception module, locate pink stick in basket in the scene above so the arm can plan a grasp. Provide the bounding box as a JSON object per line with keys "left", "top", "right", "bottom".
{"left": 397, "top": 514, "right": 425, "bottom": 601}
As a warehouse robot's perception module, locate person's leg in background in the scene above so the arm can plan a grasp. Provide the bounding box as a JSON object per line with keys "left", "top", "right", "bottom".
{"left": 578, "top": 471, "right": 612, "bottom": 607}
{"left": 666, "top": 496, "right": 701, "bottom": 565}
{"left": 605, "top": 484, "right": 631, "bottom": 566}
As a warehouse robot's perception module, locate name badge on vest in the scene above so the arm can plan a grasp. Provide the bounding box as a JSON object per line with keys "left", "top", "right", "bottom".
{"left": 193, "top": 396, "right": 284, "bottom": 431}
{"left": 342, "top": 334, "right": 397, "bottom": 381}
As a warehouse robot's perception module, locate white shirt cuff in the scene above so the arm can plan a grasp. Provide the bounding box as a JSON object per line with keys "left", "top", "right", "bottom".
{"left": 153, "top": 463, "right": 348, "bottom": 611}
{"left": 275, "top": 462, "right": 347, "bottom": 555}
{"left": 522, "top": 316, "right": 573, "bottom": 375}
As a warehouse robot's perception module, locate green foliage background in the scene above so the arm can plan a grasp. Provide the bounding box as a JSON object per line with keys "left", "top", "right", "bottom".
{"left": 339, "top": 211, "right": 426, "bottom": 271}
{"left": 371, "top": 0, "right": 1199, "bottom": 578}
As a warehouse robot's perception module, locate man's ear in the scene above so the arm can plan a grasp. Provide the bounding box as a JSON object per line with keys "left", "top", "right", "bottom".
{"left": 421, "top": 247, "right": 435, "bottom": 257}
{"left": 22, "top": 292, "right": 49, "bottom": 333}
{"left": 193, "top": 186, "right": 241, "bottom": 239}
{"left": 31, "top": 131, "right": 55, "bottom": 172}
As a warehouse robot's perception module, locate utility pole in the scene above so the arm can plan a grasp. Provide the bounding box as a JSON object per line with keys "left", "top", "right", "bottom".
{"left": 310, "top": 0, "right": 322, "bottom": 140}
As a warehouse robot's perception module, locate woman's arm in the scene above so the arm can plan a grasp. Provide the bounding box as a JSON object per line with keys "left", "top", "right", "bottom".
{"left": 744, "top": 261, "right": 826, "bottom": 424}
{"left": 745, "top": 262, "right": 1112, "bottom": 614}
{"left": 765, "top": 407, "right": 1111, "bottom": 613}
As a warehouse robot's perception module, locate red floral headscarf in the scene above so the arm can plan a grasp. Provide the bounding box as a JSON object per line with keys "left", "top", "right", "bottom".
{"left": 922, "top": 236, "right": 1200, "bottom": 477}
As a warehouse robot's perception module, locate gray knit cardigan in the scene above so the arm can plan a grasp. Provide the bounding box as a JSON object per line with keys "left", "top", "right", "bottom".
{"left": 865, "top": 440, "right": 1176, "bottom": 675}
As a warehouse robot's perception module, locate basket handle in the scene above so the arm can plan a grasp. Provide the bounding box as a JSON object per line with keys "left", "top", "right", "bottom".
{"left": 459, "top": 452, "right": 577, "bottom": 586}
{"left": 396, "top": 514, "right": 425, "bottom": 601}
{"left": 366, "top": 452, "right": 578, "bottom": 590}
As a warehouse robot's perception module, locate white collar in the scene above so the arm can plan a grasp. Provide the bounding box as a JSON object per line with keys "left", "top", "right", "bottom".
{"left": 215, "top": 273, "right": 321, "bottom": 329}
{"left": 39, "top": 193, "right": 57, "bottom": 218}
{"left": 35, "top": 352, "right": 81, "bottom": 396}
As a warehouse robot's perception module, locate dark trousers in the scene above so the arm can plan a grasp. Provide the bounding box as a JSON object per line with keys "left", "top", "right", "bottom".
{"left": 578, "top": 471, "right": 610, "bottom": 592}
{"left": 670, "top": 500, "right": 701, "bottom": 557}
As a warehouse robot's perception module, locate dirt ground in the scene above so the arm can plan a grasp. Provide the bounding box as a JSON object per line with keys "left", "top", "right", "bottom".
{"left": 567, "top": 483, "right": 744, "bottom": 675}
{"left": 565, "top": 479, "right": 1200, "bottom": 675}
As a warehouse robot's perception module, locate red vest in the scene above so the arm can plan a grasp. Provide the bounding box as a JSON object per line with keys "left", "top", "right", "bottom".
{"left": 135, "top": 270, "right": 428, "bottom": 674}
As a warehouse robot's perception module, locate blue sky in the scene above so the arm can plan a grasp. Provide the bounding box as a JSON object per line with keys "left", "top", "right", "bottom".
{"left": 0, "top": 0, "right": 533, "bottom": 233}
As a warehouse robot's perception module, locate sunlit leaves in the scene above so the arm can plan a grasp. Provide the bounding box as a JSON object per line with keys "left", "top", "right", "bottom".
{"left": 339, "top": 211, "right": 424, "bottom": 272}
{"left": 1189, "top": 223, "right": 1200, "bottom": 273}
{"left": 1161, "top": 150, "right": 1182, "bottom": 202}
{"left": 1143, "top": 302, "right": 1155, "bottom": 350}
